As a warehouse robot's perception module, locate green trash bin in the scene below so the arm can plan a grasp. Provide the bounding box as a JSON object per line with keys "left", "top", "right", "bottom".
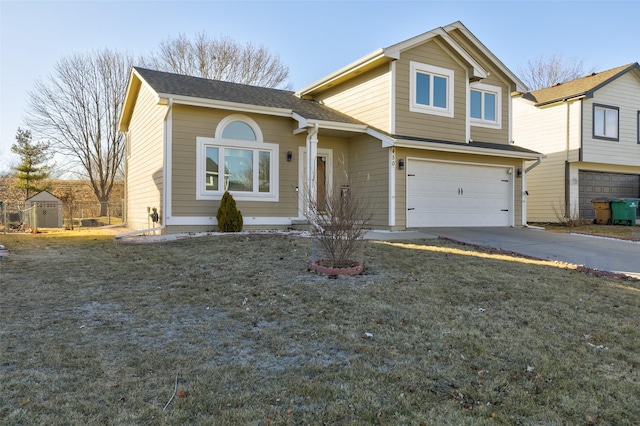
{"left": 610, "top": 199, "right": 638, "bottom": 226}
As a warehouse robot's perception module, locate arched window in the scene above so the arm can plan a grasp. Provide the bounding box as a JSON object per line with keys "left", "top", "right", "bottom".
{"left": 197, "top": 114, "right": 278, "bottom": 201}
{"left": 221, "top": 121, "right": 256, "bottom": 140}
{"left": 215, "top": 114, "right": 264, "bottom": 141}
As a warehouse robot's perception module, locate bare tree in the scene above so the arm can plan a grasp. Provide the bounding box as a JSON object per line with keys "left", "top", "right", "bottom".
{"left": 27, "top": 49, "right": 132, "bottom": 215}
{"left": 517, "top": 54, "right": 598, "bottom": 91}
{"left": 142, "top": 32, "right": 291, "bottom": 89}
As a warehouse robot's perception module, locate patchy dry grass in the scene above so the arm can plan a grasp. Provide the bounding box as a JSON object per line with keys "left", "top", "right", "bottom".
{"left": 532, "top": 222, "right": 640, "bottom": 242}
{"left": 1, "top": 231, "right": 639, "bottom": 425}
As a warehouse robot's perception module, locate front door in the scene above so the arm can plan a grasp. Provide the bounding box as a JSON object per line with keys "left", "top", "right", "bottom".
{"left": 317, "top": 156, "right": 327, "bottom": 211}
{"left": 298, "top": 147, "right": 333, "bottom": 218}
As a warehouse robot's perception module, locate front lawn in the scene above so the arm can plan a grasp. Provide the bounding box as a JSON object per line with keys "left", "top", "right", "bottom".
{"left": 1, "top": 232, "right": 639, "bottom": 425}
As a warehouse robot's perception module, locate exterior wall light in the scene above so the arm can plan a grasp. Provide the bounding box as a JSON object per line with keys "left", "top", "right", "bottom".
{"left": 398, "top": 159, "right": 405, "bottom": 170}
{"left": 287, "top": 151, "right": 292, "bottom": 162}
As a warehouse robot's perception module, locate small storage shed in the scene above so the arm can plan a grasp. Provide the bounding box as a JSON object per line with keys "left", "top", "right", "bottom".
{"left": 25, "top": 191, "right": 63, "bottom": 228}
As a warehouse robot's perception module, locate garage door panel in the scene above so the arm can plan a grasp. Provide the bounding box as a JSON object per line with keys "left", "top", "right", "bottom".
{"left": 407, "top": 160, "right": 512, "bottom": 227}
{"left": 579, "top": 171, "right": 640, "bottom": 219}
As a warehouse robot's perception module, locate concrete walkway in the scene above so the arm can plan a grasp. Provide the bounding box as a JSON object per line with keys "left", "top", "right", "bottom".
{"left": 365, "top": 227, "right": 640, "bottom": 279}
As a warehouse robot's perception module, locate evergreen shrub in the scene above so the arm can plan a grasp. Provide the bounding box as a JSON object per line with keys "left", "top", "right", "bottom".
{"left": 216, "top": 191, "right": 243, "bottom": 232}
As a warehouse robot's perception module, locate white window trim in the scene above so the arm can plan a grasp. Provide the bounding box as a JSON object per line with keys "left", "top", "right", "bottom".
{"left": 470, "top": 82, "right": 502, "bottom": 129}
{"left": 196, "top": 136, "right": 279, "bottom": 202}
{"left": 409, "top": 61, "right": 455, "bottom": 118}
{"left": 215, "top": 113, "right": 264, "bottom": 141}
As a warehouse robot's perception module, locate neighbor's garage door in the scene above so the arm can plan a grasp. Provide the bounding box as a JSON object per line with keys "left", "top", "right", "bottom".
{"left": 579, "top": 171, "right": 640, "bottom": 219}
{"left": 407, "top": 159, "right": 512, "bottom": 227}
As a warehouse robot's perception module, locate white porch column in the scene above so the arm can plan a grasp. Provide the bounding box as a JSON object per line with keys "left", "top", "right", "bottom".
{"left": 305, "top": 124, "right": 319, "bottom": 210}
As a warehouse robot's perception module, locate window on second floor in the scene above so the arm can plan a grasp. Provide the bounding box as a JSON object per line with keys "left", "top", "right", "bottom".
{"left": 470, "top": 83, "right": 502, "bottom": 129}
{"left": 410, "top": 61, "right": 455, "bottom": 118}
{"left": 637, "top": 110, "right": 640, "bottom": 144}
{"left": 593, "top": 104, "right": 619, "bottom": 140}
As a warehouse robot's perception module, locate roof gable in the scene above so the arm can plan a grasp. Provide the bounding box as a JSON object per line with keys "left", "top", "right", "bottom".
{"left": 26, "top": 190, "right": 61, "bottom": 202}
{"left": 527, "top": 62, "right": 640, "bottom": 106}
{"left": 297, "top": 21, "right": 526, "bottom": 96}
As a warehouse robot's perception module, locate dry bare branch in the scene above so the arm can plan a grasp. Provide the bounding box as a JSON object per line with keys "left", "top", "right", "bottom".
{"left": 142, "top": 32, "right": 291, "bottom": 89}
{"left": 26, "top": 49, "right": 132, "bottom": 215}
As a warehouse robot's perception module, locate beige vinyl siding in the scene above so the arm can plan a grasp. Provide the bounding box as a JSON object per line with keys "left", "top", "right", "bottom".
{"left": 582, "top": 72, "right": 640, "bottom": 166}
{"left": 524, "top": 153, "right": 566, "bottom": 222}
{"left": 513, "top": 97, "right": 583, "bottom": 221}
{"left": 513, "top": 97, "right": 571, "bottom": 221}
{"left": 513, "top": 96, "right": 582, "bottom": 156}
{"left": 346, "top": 135, "right": 390, "bottom": 228}
{"left": 314, "top": 65, "right": 391, "bottom": 132}
{"left": 170, "top": 106, "right": 308, "bottom": 219}
{"left": 469, "top": 73, "right": 510, "bottom": 144}
{"left": 393, "top": 148, "right": 524, "bottom": 227}
{"left": 394, "top": 39, "right": 466, "bottom": 141}
{"left": 125, "top": 83, "right": 166, "bottom": 230}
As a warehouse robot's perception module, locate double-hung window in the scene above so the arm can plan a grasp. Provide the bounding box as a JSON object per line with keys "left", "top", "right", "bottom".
{"left": 593, "top": 104, "right": 619, "bottom": 140}
{"left": 470, "top": 83, "right": 501, "bottom": 129}
{"left": 197, "top": 115, "right": 279, "bottom": 201}
{"left": 410, "top": 61, "right": 454, "bottom": 118}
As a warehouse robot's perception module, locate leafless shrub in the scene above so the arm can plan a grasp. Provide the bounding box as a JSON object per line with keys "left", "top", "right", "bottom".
{"left": 306, "top": 181, "right": 372, "bottom": 270}
{"left": 552, "top": 198, "right": 591, "bottom": 227}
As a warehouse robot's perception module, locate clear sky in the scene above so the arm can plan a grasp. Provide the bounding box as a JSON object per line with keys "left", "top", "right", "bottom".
{"left": 1, "top": 0, "right": 638, "bottom": 174}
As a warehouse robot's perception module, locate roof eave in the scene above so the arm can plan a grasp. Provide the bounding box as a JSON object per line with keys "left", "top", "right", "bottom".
{"left": 295, "top": 49, "right": 392, "bottom": 97}
{"left": 442, "top": 21, "right": 528, "bottom": 92}
{"left": 394, "top": 138, "right": 544, "bottom": 160}
{"left": 385, "top": 26, "right": 488, "bottom": 80}
{"left": 159, "top": 94, "right": 293, "bottom": 117}
{"left": 118, "top": 68, "right": 143, "bottom": 132}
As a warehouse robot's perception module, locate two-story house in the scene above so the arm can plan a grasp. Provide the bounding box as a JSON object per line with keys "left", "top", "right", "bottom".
{"left": 119, "top": 21, "right": 542, "bottom": 234}
{"left": 513, "top": 63, "right": 640, "bottom": 223}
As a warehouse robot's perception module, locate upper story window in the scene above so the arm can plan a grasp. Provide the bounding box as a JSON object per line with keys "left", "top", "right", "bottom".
{"left": 470, "top": 83, "right": 502, "bottom": 129}
{"left": 410, "top": 61, "right": 455, "bottom": 118}
{"left": 593, "top": 104, "right": 619, "bottom": 140}
{"left": 196, "top": 114, "right": 278, "bottom": 201}
{"left": 637, "top": 110, "right": 639, "bottom": 144}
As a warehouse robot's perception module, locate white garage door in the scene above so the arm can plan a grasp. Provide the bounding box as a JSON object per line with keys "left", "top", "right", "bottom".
{"left": 407, "top": 159, "right": 512, "bottom": 227}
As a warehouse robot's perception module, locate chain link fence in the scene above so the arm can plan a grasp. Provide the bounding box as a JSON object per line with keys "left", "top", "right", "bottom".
{"left": 1, "top": 201, "right": 124, "bottom": 233}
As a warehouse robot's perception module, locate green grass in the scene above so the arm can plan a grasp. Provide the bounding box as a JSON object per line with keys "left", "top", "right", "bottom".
{"left": 1, "top": 232, "right": 639, "bottom": 425}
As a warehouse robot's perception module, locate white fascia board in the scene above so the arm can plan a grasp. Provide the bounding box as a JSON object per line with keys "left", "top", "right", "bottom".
{"left": 394, "top": 139, "right": 543, "bottom": 160}
{"left": 306, "top": 119, "right": 367, "bottom": 133}
{"left": 443, "top": 21, "right": 528, "bottom": 92}
{"left": 291, "top": 112, "right": 368, "bottom": 134}
{"left": 292, "top": 112, "right": 308, "bottom": 132}
{"left": 367, "top": 128, "right": 396, "bottom": 148}
{"left": 295, "top": 49, "right": 390, "bottom": 96}
{"left": 384, "top": 27, "right": 487, "bottom": 80}
{"left": 157, "top": 94, "right": 292, "bottom": 117}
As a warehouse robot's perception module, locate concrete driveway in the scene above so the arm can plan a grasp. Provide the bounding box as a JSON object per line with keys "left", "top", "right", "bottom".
{"left": 420, "top": 227, "right": 640, "bottom": 279}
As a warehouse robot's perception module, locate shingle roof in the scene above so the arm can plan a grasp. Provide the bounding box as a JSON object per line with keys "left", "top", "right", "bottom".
{"left": 393, "top": 134, "right": 542, "bottom": 156}
{"left": 134, "top": 67, "right": 365, "bottom": 125}
{"left": 527, "top": 63, "right": 640, "bottom": 105}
